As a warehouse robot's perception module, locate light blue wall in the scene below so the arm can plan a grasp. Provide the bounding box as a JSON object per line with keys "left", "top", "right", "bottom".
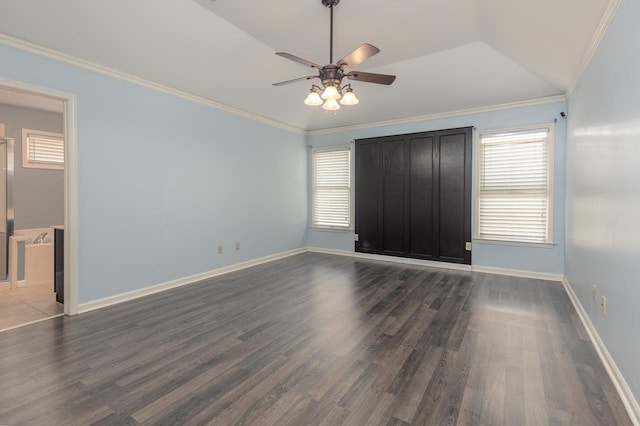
{"left": 0, "top": 45, "right": 307, "bottom": 304}
{"left": 308, "top": 101, "right": 567, "bottom": 274}
{"left": 566, "top": 0, "right": 640, "bottom": 401}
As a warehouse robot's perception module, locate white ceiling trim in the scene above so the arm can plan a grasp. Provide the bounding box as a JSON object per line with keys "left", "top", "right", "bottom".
{"left": 565, "top": 0, "right": 621, "bottom": 96}
{"left": 306, "top": 94, "right": 567, "bottom": 136}
{"left": 0, "top": 32, "right": 569, "bottom": 137}
{"left": 0, "top": 33, "right": 306, "bottom": 135}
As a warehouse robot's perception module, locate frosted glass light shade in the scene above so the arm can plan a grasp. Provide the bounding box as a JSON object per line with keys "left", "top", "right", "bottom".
{"left": 340, "top": 90, "right": 359, "bottom": 105}
{"left": 321, "top": 85, "right": 341, "bottom": 100}
{"left": 322, "top": 98, "right": 341, "bottom": 111}
{"left": 304, "top": 90, "right": 323, "bottom": 106}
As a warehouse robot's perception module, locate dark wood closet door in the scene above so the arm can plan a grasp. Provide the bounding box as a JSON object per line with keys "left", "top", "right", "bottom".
{"left": 354, "top": 139, "right": 381, "bottom": 253}
{"left": 355, "top": 127, "right": 472, "bottom": 265}
{"left": 382, "top": 139, "right": 405, "bottom": 256}
{"left": 437, "top": 131, "right": 472, "bottom": 264}
{"left": 408, "top": 135, "right": 435, "bottom": 258}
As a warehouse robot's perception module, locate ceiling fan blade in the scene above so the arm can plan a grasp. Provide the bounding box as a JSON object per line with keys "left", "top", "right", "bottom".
{"left": 272, "top": 75, "right": 318, "bottom": 86}
{"left": 337, "top": 43, "right": 380, "bottom": 68}
{"left": 345, "top": 71, "right": 396, "bottom": 85}
{"left": 275, "top": 52, "right": 322, "bottom": 70}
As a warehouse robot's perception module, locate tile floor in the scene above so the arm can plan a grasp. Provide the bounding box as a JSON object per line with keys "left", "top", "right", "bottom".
{"left": 0, "top": 281, "right": 63, "bottom": 330}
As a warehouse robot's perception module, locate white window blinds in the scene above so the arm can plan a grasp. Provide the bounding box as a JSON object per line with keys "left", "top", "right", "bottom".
{"left": 312, "top": 146, "right": 352, "bottom": 229}
{"left": 477, "top": 127, "right": 553, "bottom": 244}
{"left": 22, "top": 129, "right": 64, "bottom": 170}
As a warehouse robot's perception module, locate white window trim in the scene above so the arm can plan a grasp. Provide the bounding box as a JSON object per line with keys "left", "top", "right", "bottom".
{"left": 22, "top": 128, "right": 65, "bottom": 170}
{"left": 311, "top": 144, "right": 354, "bottom": 231}
{"left": 474, "top": 123, "right": 554, "bottom": 246}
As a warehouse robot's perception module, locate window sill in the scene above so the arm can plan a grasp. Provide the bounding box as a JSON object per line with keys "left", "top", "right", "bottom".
{"left": 473, "top": 238, "right": 555, "bottom": 249}
{"left": 310, "top": 227, "right": 353, "bottom": 233}
{"left": 23, "top": 163, "right": 65, "bottom": 170}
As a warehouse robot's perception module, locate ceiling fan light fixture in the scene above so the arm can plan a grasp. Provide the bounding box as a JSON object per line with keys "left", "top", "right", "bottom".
{"left": 304, "top": 88, "right": 323, "bottom": 106}
{"left": 273, "top": 0, "right": 396, "bottom": 113}
{"left": 322, "top": 98, "right": 341, "bottom": 111}
{"left": 340, "top": 88, "right": 359, "bottom": 105}
{"left": 321, "top": 84, "right": 341, "bottom": 100}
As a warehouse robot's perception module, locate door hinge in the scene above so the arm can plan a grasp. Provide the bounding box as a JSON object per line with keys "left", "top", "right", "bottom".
{"left": 354, "top": 234, "right": 359, "bottom": 242}
{"left": 465, "top": 241, "right": 472, "bottom": 251}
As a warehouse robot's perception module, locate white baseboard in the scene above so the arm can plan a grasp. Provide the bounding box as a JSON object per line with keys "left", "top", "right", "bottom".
{"left": 307, "top": 246, "right": 564, "bottom": 279}
{"left": 78, "top": 248, "right": 306, "bottom": 314}
{"left": 471, "top": 265, "right": 563, "bottom": 282}
{"left": 353, "top": 252, "right": 472, "bottom": 271}
{"left": 561, "top": 277, "right": 640, "bottom": 425}
{"left": 307, "top": 246, "right": 473, "bottom": 270}
{"left": 306, "top": 246, "right": 354, "bottom": 257}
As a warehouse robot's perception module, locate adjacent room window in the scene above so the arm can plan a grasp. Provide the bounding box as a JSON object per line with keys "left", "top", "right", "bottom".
{"left": 312, "top": 145, "right": 352, "bottom": 230}
{"left": 22, "top": 128, "right": 65, "bottom": 170}
{"left": 476, "top": 125, "right": 553, "bottom": 245}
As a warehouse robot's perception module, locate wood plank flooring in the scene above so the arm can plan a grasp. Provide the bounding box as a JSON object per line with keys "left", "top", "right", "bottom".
{"left": 0, "top": 253, "right": 632, "bottom": 425}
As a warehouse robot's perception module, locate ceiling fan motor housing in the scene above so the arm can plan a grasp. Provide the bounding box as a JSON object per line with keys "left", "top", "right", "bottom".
{"left": 320, "top": 65, "right": 343, "bottom": 89}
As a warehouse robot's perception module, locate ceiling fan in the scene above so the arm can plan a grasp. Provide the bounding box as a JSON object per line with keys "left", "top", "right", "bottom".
{"left": 273, "top": 0, "right": 396, "bottom": 110}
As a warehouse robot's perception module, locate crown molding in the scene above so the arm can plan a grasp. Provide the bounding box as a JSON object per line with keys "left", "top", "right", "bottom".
{"left": 0, "top": 33, "right": 306, "bottom": 135}
{"left": 306, "top": 94, "right": 567, "bottom": 136}
{"left": 565, "top": 0, "right": 621, "bottom": 96}
{"left": 0, "top": 32, "right": 572, "bottom": 137}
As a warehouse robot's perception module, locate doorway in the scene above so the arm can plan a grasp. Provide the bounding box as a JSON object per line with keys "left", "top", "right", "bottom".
{"left": 0, "top": 78, "right": 77, "bottom": 330}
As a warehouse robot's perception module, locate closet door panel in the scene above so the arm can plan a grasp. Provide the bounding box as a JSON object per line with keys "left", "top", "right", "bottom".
{"left": 438, "top": 132, "right": 467, "bottom": 262}
{"left": 409, "top": 136, "right": 434, "bottom": 257}
{"left": 355, "top": 141, "right": 381, "bottom": 252}
{"left": 382, "top": 140, "right": 405, "bottom": 255}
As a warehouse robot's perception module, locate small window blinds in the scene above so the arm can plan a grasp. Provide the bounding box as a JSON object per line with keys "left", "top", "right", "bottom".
{"left": 312, "top": 146, "right": 352, "bottom": 229}
{"left": 23, "top": 129, "right": 64, "bottom": 169}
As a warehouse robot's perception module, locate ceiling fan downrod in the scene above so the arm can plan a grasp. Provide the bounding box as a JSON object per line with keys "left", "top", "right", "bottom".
{"left": 322, "top": 0, "right": 340, "bottom": 64}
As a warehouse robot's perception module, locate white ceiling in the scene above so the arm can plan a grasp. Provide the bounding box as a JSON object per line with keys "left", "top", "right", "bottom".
{"left": 0, "top": 0, "right": 612, "bottom": 131}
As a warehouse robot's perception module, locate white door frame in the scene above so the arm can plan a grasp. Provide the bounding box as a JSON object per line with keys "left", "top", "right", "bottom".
{"left": 0, "top": 77, "right": 78, "bottom": 315}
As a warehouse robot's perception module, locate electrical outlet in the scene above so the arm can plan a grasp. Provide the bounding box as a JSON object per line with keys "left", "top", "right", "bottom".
{"left": 601, "top": 295, "right": 607, "bottom": 315}
{"left": 217, "top": 245, "right": 223, "bottom": 254}
{"left": 235, "top": 242, "right": 240, "bottom": 250}
{"left": 592, "top": 285, "right": 597, "bottom": 301}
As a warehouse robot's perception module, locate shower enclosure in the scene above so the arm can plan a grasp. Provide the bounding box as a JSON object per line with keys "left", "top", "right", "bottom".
{"left": 0, "top": 138, "right": 14, "bottom": 281}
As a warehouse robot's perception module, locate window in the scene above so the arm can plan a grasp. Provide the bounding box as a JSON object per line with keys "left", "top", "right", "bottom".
{"left": 312, "top": 145, "right": 352, "bottom": 230}
{"left": 22, "top": 128, "right": 64, "bottom": 170}
{"left": 476, "top": 125, "right": 553, "bottom": 245}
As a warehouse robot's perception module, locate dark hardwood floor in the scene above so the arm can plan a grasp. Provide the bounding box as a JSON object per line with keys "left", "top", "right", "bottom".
{"left": 0, "top": 253, "right": 632, "bottom": 425}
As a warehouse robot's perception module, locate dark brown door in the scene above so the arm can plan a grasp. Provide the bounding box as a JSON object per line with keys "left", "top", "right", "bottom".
{"left": 355, "top": 127, "right": 472, "bottom": 264}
